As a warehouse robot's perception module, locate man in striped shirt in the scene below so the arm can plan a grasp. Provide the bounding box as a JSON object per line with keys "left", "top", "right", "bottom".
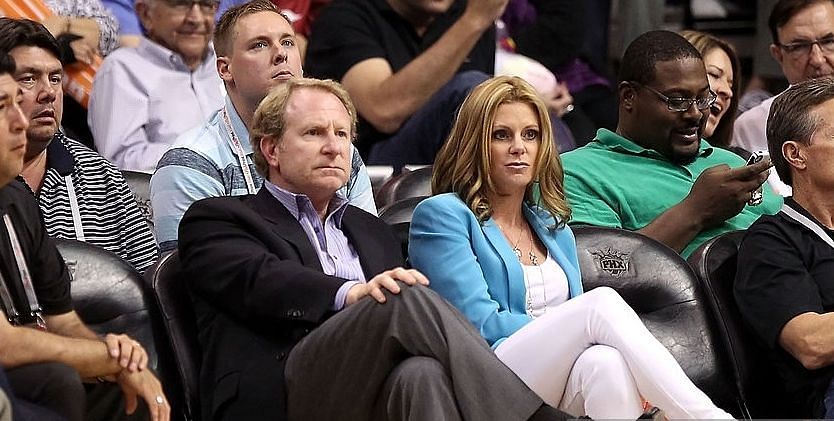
{"left": 0, "top": 18, "right": 158, "bottom": 274}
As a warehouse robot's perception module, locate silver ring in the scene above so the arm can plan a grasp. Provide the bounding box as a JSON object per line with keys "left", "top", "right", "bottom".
{"left": 563, "top": 104, "right": 575, "bottom": 114}
{"left": 155, "top": 395, "right": 164, "bottom": 405}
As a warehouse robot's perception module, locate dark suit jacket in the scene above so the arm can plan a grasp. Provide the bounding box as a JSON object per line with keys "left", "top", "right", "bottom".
{"left": 178, "top": 188, "right": 404, "bottom": 421}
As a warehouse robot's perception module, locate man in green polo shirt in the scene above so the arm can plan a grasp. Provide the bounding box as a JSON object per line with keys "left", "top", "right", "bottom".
{"left": 562, "top": 30, "right": 782, "bottom": 257}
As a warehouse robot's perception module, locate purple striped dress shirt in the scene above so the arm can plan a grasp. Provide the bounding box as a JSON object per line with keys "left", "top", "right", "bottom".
{"left": 263, "top": 181, "right": 366, "bottom": 310}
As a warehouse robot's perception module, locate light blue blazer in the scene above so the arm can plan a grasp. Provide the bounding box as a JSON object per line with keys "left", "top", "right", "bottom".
{"left": 409, "top": 193, "right": 583, "bottom": 348}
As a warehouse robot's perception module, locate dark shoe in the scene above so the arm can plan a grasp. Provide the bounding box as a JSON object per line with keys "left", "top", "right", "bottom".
{"left": 637, "top": 406, "right": 664, "bottom": 421}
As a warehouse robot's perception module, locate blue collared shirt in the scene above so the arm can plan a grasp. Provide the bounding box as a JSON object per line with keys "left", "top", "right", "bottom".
{"left": 263, "top": 180, "right": 366, "bottom": 310}
{"left": 89, "top": 37, "right": 224, "bottom": 172}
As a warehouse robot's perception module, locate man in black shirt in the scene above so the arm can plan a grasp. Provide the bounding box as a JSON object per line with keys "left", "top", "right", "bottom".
{"left": 0, "top": 52, "right": 169, "bottom": 421}
{"left": 305, "top": 0, "right": 503, "bottom": 168}
{"left": 735, "top": 77, "right": 834, "bottom": 418}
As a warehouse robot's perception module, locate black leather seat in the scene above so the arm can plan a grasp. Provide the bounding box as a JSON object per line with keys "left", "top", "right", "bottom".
{"left": 374, "top": 166, "right": 432, "bottom": 208}
{"left": 56, "top": 238, "right": 159, "bottom": 370}
{"left": 688, "top": 231, "right": 791, "bottom": 418}
{"left": 121, "top": 170, "right": 153, "bottom": 231}
{"left": 150, "top": 251, "right": 201, "bottom": 421}
{"left": 572, "top": 227, "right": 738, "bottom": 415}
{"left": 379, "top": 196, "right": 428, "bottom": 261}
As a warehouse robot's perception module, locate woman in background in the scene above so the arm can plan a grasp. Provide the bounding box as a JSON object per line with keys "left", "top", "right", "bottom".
{"left": 681, "top": 30, "right": 741, "bottom": 150}
{"left": 409, "top": 76, "right": 733, "bottom": 420}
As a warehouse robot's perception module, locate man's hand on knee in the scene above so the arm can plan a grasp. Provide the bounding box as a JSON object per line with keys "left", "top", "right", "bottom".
{"left": 104, "top": 333, "right": 148, "bottom": 372}
{"left": 116, "top": 369, "right": 170, "bottom": 421}
{"left": 346, "top": 268, "right": 430, "bottom": 306}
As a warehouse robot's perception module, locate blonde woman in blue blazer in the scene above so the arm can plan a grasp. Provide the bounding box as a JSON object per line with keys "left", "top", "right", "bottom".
{"left": 409, "top": 76, "right": 732, "bottom": 420}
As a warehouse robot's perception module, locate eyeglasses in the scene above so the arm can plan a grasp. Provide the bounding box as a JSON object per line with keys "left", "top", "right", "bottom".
{"left": 163, "top": 0, "right": 219, "bottom": 13}
{"left": 777, "top": 35, "right": 834, "bottom": 58}
{"left": 631, "top": 82, "right": 717, "bottom": 112}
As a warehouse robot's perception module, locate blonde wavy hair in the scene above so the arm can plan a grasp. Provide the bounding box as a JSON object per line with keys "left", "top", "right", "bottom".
{"left": 432, "top": 76, "right": 571, "bottom": 226}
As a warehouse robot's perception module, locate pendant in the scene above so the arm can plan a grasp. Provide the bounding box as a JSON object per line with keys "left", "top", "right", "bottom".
{"left": 529, "top": 251, "right": 539, "bottom": 266}
{"left": 513, "top": 246, "right": 522, "bottom": 259}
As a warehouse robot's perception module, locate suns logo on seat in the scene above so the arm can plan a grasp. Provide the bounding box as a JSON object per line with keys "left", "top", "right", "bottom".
{"left": 590, "top": 248, "right": 630, "bottom": 278}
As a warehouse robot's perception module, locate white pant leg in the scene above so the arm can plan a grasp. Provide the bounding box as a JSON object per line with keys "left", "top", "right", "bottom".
{"left": 494, "top": 287, "right": 733, "bottom": 419}
{"left": 559, "top": 345, "right": 643, "bottom": 419}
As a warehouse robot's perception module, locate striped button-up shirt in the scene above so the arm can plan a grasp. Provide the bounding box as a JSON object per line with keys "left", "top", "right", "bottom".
{"left": 263, "top": 180, "right": 365, "bottom": 310}
{"left": 30, "top": 133, "right": 158, "bottom": 273}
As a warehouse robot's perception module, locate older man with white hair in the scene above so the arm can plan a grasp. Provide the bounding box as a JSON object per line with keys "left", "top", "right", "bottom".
{"left": 89, "top": 0, "right": 224, "bottom": 171}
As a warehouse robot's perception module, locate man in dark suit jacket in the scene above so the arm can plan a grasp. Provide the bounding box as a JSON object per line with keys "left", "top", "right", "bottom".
{"left": 178, "top": 77, "right": 574, "bottom": 421}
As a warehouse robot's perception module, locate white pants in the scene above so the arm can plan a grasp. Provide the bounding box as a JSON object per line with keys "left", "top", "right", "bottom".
{"left": 494, "top": 287, "right": 733, "bottom": 419}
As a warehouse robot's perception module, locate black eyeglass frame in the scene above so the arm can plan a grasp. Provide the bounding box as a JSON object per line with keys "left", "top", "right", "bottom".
{"left": 163, "top": 0, "right": 219, "bottom": 12}
{"left": 629, "top": 82, "right": 717, "bottom": 113}
{"left": 776, "top": 35, "right": 834, "bottom": 57}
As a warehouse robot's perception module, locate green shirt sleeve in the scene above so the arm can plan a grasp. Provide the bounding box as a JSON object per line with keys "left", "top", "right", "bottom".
{"left": 563, "top": 160, "right": 623, "bottom": 229}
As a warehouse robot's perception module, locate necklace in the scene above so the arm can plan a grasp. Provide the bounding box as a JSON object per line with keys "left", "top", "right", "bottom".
{"left": 498, "top": 216, "right": 546, "bottom": 315}
{"left": 527, "top": 228, "right": 539, "bottom": 266}
{"left": 498, "top": 216, "right": 539, "bottom": 266}
{"left": 498, "top": 213, "right": 524, "bottom": 260}
{"left": 523, "top": 229, "right": 545, "bottom": 315}
{"left": 511, "top": 232, "right": 523, "bottom": 260}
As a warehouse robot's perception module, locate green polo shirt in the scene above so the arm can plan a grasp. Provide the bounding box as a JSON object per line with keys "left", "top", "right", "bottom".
{"left": 561, "top": 129, "right": 783, "bottom": 257}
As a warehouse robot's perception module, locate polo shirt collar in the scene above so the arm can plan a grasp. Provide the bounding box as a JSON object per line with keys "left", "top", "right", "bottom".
{"left": 594, "top": 128, "right": 713, "bottom": 160}
{"left": 45, "top": 133, "right": 74, "bottom": 177}
{"left": 783, "top": 197, "right": 834, "bottom": 234}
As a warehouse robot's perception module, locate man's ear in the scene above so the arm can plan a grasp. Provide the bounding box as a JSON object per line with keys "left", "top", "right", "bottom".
{"left": 619, "top": 81, "right": 636, "bottom": 111}
{"left": 783, "top": 140, "right": 807, "bottom": 171}
{"left": 217, "top": 56, "right": 232, "bottom": 83}
{"left": 260, "top": 135, "right": 281, "bottom": 168}
{"left": 770, "top": 43, "right": 784, "bottom": 66}
{"left": 135, "top": 0, "right": 153, "bottom": 32}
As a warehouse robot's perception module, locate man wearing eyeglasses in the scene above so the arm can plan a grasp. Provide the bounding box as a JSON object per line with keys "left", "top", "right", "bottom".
{"left": 561, "top": 30, "right": 782, "bottom": 257}
{"left": 734, "top": 0, "right": 834, "bottom": 181}
{"left": 88, "top": 0, "right": 224, "bottom": 172}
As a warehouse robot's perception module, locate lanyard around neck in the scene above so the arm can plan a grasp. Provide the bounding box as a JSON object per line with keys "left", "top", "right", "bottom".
{"left": 0, "top": 213, "right": 45, "bottom": 329}
{"left": 221, "top": 106, "right": 257, "bottom": 195}
{"left": 780, "top": 203, "right": 834, "bottom": 250}
{"left": 64, "top": 175, "right": 85, "bottom": 241}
